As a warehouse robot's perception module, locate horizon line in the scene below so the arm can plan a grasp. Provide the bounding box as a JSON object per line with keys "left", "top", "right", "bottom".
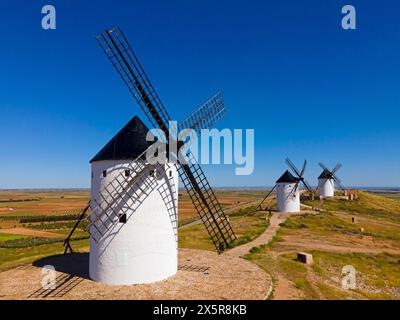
{"left": 0, "top": 186, "right": 399, "bottom": 192}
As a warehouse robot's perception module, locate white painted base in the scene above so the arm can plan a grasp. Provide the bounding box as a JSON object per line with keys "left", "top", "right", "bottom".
{"left": 276, "top": 182, "right": 300, "bottom": 212}
{"left": 318, "top": 178, "right": 335, "bottom": 197}
{"left": 89, "top": 160, "right": 178, "bottom": 285}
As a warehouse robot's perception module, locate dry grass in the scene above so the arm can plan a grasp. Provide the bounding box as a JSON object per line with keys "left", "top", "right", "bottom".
{"left": 0, "top": 192, "right": 89, "bottom": 216}
{"left": 304, "top": 190, "right": 400, "bottom": 223}
{"left": 245, "top": 191, "right": 400, "bottom": 299}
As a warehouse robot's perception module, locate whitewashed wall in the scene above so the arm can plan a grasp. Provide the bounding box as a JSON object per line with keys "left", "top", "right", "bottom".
{"left": 276, "top": 182, "right": 300, "bottom": 212}
{"left": 318, "top": 178, "right": 335, "bottom": 197}
{"left": 89, "top": 159, "right": 178, "bottom": 285}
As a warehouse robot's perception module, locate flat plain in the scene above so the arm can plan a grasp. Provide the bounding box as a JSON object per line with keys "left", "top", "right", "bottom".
{"left": 0, "top": 188, "right": 399, "bottom": 299}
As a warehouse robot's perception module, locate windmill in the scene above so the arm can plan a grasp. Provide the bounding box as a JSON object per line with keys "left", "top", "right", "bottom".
{"left": 257, "top": 158, "right": 313, "bottom": 212}
{"left": 63, "top": 27, "right": 236, "bottom": 285}
{"left": 317, "top": 162, "right": 344, "bottom": 197}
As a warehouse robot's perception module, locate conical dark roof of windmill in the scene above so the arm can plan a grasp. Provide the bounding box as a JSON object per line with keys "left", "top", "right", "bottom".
{"left": 318, "top": 169, "right": 333, "bottom": 179}
{"left": 90, "top": 115, "right": 155, "bottom": 162}
{"left": 276, "top": 170, "right": 298, "bottom": 183}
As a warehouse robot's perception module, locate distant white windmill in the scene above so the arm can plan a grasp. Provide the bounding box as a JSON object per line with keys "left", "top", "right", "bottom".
{"left": 257, "top": 158, "right": 314, "bottom": 213}
{"left": 275, "top": 170, "right": 301, "bottom": 212}
{"left": 317, "top": 163, "right": 344, "bottom": 197}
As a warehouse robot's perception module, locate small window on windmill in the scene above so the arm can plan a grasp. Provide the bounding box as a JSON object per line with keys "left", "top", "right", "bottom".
{"left": 102, "top": 170, "right": 107, "bottom": 178}
{"left": 91, "top": 171, "right": 94, "bottom": 179}
{"left": 125, "top": 169, "right": 130, "bottom": 177}
{"left": 118, "top": 213, "right": 127, "bottom": 224}
{"left": 150, "top": 169, "right": 156, "bottom": 177}
{"left": 169, "top": 170, "right": 172, "bottom": 178}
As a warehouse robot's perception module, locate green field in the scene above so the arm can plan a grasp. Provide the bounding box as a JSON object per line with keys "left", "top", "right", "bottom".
{"left": 0, "top": 233, "right": 29, "bottom": 242}
{"left": 0, "top": 239, "right": 89, "bottom": 272}
{"left": 179, "top": 207, "right": 269, "bottom": 251}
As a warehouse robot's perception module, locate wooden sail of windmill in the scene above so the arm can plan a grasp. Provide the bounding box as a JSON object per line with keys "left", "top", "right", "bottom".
{"left": 63, "top": 27, "right": 236, "bottom": 285}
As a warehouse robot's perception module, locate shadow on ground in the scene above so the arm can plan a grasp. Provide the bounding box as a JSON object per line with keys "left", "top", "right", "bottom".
{"left": 33, "top": 253, "right": 90, "bottom": 280}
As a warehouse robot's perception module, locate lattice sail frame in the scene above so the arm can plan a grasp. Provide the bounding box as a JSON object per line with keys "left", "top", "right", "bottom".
{"left": 63, "top": 95, "right": 229, "bottom": 252}
{"left": 63, "top": 146, "right": 178, "bottom": 252}
{"left": 96, "top": 28, "right": 172, "bottom": 134}
{"left": 95, "top": 27, "right": 236, "bottom": 252}
{"left": 318, "top": 162, "right": 345, "bottom": 190}
{"left": 179, "top": 92, "right": 226, "bottom": 133}
{"left": 90, "top": 151, "right": 178, "bottom": 243}
{"left": 179, "top": 152, "right": 236, "bottom": 251}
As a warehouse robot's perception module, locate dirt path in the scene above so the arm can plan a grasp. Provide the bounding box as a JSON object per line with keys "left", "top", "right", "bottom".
{"left": 273, "top": 273, "right": 304, "bottom": 300}
{"left": 227, "top": 212, "right": 292, "bottom": 257}
{"left": 228, "top": 210, "right": 319, "bottom": 258}
{"left": 0, "top": 228, "right": 62, "bottom": 239}
{"left": 226, "top": 211, "right": 312, "bottom": 299}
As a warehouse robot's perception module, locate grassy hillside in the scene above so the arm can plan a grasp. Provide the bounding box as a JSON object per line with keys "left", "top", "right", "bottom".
{"left": 304, "top": 190, "right": 400, "bottom": 223}
{"left": 246, "top": 191, "right": 400, "bottom": 300}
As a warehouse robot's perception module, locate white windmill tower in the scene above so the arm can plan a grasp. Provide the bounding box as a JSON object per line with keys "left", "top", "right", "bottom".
{"left": 276, "top": 170, "right": 300, "bottom": 212}
{"left": 63, "top": 27, "right": 237, "bottom": 285}
{"left": 88, "top": 116, "right": 179, "bottom": 285}
{"left": 317, "top": 163, "right": 344, "bottom": 197}
{"left": 257, "top": 158, "right": 314, "bottom": 213}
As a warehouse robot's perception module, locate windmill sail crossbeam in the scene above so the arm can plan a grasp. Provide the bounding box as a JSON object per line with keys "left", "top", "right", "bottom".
{"left": 65, "top": 160, "right": 174, "bottom": 246}
{"left": 331, "top": 163, "right": 342, "bottom": 175}
{"left": 89, "top": 162, "right": 159, "bottom": 242}
{"left": 285, "top": 158, "right": 301, "bottom": 177}
{"left": 318, "top": 162, "right": 345, "bottom": 190}
{"left": 179, "top": 154, "right": 236, "bottom": 252}
{"left": 97, "top": 29, "right": 226, "bottom": 144}
{"left": 284, "top": 158, "right": 314, "bottom": 194}
{"left": 318, "top": 162, "right": 329, "bottom": 172}
{"left": 178, "top": 92, "right": 226, "bottom": 134}
{"left": 256, "top": 185, "right": 276, "bottom": 211}
{"left": 63, "top": 202, "right": 91, "bottom": 254}
{"left": 96, "top": 28, "right": 172, "bottom": 134}
{"left": 85, "top": 144, "right": 165, "bottom": 242}
{"left": 176, "top": 92, "right": 226, "bottom": 151}
{"left": 157, "top": 171, "right": 179, "bottom": 243}
{"left": 95, "top": 27, "right": 237, "bottom": 253}
{"left": 301, "top": 179, "right": 313, "bottom": 193}
{"left": 332, "top": 174, "right": 345, "bottom": 190}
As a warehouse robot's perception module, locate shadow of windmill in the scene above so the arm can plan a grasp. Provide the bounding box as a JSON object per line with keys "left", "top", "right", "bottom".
{"left": 28, "top": 253, "right": 88, "bottom": 299}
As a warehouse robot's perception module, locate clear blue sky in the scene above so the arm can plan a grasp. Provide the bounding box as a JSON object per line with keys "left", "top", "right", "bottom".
{"left": 0, "top": 0, "right": 399, "bottom": 188}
